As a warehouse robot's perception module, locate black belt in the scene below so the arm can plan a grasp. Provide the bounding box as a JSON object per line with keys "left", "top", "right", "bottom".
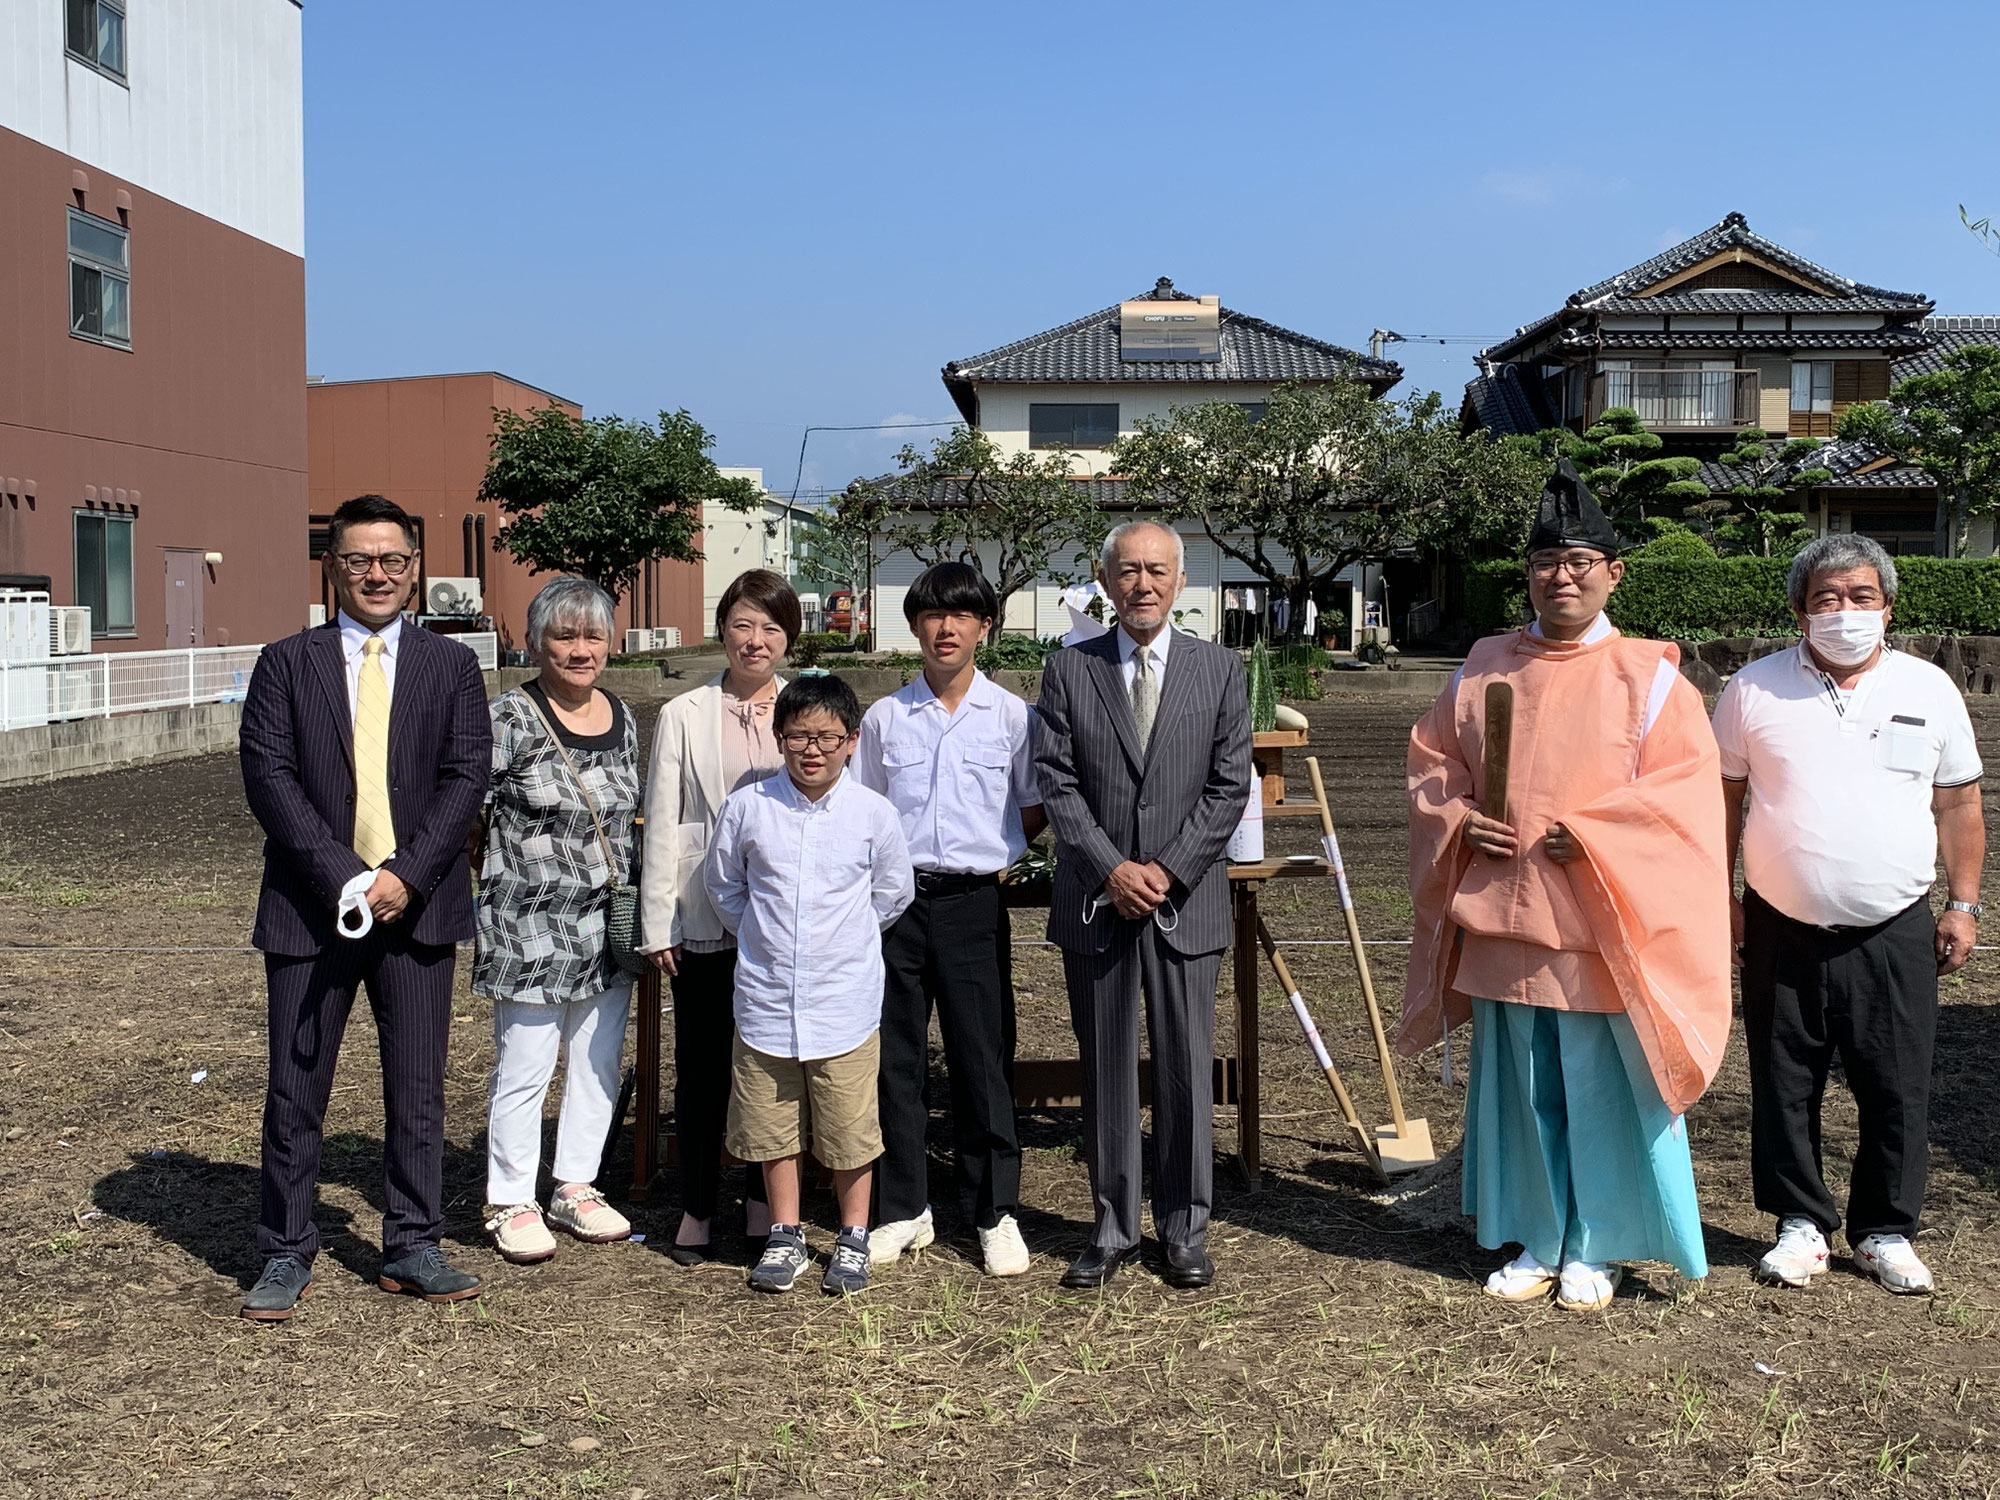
{"left": 914, "top": 870, "right": 1000, "bottom": 897}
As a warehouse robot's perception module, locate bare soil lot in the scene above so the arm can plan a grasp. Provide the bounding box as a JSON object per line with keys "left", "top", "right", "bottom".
{"left": 4, "top": 693, "right": 2000, "bottom": 1498}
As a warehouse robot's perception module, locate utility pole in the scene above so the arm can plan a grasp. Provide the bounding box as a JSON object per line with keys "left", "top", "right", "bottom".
{"left": 1369, "top": 329, "right": 1406, "bottom": 363}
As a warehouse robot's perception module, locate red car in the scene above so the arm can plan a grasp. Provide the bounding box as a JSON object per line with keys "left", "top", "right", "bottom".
{"left": 824, "top": 590, "right": 870, "bottom": 635}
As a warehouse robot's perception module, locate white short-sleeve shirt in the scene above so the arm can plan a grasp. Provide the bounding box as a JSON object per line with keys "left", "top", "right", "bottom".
{"left": 1712, "top": 643, "right": 1982, "bottom": 927}
{"left": 852, "top": 669, "right": 1040, "bottom": 875}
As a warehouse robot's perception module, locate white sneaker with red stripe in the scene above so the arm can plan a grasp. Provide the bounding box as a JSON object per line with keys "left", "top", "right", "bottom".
{"left": 1853, "top": 1233, "right": 1934, "bottom": 1295}
{"left": 1756, "top": 1217, "right": 1830, "bottom": 1288}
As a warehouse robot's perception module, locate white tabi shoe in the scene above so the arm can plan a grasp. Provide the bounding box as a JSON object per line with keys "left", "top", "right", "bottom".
{"left": 1756, "top": 1217, "right": 1830, "bottom": 1288}
{"left": 1853, "top": 1233, "right": 1935, "bottom": 1296}
{"left": 1484, "top": 1250, "right": 1558, "bottom": 1301}
{"left": 1556, "top": 1258, "right": 1623, "bottom": 1312}
{"left": 867, "top": 1207, "right": 935, "bottom": 1268}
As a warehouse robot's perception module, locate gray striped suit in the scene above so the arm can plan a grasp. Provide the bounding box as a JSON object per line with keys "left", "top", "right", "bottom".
{"left": 1033, "top": 629, "right": 1252, "bottom": 1254}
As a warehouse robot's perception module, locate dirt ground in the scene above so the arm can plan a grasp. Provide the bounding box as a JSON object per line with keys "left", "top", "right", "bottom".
{"left": 5, "top": 690, "right": 2000, "bottom": 1499}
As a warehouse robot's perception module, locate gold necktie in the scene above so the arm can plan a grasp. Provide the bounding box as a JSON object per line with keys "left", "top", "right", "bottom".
{"left": 1130, "top": 644, "right": 1158, "bottom": 746}
{"left": 352, "top": 635, "right": 396, "bottom": 867}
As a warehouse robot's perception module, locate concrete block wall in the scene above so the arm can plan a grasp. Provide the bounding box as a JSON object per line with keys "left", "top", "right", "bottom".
{"left": 0, "top": 700, "right": 245, "bottom": 786}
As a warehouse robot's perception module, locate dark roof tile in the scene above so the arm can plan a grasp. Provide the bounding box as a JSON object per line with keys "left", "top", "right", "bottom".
{"left": 1893, "top": 316, "right": 2000, "bottom": 379}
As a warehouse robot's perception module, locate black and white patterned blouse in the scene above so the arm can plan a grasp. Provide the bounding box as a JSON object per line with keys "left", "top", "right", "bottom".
{"left": 473, "top": 681, "right": 641, "bottom": 1006}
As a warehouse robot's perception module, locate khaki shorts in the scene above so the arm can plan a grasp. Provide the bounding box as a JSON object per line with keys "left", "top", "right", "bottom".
{"left": 725, "top": 1031, "right": 883, "bottom": 1170}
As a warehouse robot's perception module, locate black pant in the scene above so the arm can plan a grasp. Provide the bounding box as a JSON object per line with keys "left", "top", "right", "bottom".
{"left": 670, "top": 947, "right": 764, "bottom": 1221}
{"left": 876, "top": 882, "right": 1020, "bottom": 1230}
{"left": 1741, "top": 887, "right": 1938, "bottom": 1242}
{"left": 259, "top": 928, "right": 455, "bottom": 1262}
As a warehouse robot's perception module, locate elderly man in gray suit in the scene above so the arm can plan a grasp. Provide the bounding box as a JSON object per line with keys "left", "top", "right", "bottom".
{"left": 1034, "top": 519, "right": 1253, "bottom": 1290}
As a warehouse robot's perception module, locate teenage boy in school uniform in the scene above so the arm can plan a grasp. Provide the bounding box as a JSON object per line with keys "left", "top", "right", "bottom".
{"left": 705, "top": 674, "right": 914, "bottom": 1295}
{"left": 853, "top": 563, "right": 1046, "bottom": 1277}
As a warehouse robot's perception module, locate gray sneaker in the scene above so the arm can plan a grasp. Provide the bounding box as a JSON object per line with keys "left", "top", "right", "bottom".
{"left": 377, "top": 1244, "right": 482, "bottom": 1303}
{"left": 822, "top": 1228, "right": 870, "bottom": 1296}
{"left": 747, "top": 1226, "right": 810, "bottom": 1293}
{"left": 241, "top": 1254, "right": 313, "bottom": 1321}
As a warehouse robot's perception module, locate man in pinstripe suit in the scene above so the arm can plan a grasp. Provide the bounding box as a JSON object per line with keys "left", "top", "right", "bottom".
{"left": 236, "top": 495, "right": 492, "bottom": 1319}
{"left": 1033, "top": 520, "right": 1253, "bottom": 1290}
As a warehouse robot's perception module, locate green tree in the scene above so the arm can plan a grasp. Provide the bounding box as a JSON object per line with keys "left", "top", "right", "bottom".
{"left": 1517, "top": 407, "right": 1709, "bottom": 525}
{"left": 802, "top": 484, "right": 894, "bottom": 644}
{"left": 1113, "top": 379, "right": 1543, "bottom": 640}
{"left": 478, "top": 406, "right": 760, "bottom": 600}
{"left": 1839, "top": 343, "right": 2000, "bottom": 556}
{"left": 850, "top": 426, "right": 1100, "bottom": 624}
{"left": 1708, "top": 428, "right": 1831, "bottom": 558}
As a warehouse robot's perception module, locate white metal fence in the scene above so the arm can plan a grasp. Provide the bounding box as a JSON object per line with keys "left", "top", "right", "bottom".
{"left": 0, "top": 645, "right": 264, "bottom": 731}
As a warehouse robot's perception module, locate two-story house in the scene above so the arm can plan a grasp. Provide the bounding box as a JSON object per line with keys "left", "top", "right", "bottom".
{"left": 1458, "top": 212, "right": 2000, "bottom": 556}
{"left": 867, "top": 277, "right": 1401, "bottom": 649}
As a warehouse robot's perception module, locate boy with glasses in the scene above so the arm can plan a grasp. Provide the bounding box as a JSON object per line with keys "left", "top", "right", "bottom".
{"left": 704, "top": 675, "right": 914, "bottom": 1294}
{"left": 852, "top": 563, "right": 1045, "bottom": 1277}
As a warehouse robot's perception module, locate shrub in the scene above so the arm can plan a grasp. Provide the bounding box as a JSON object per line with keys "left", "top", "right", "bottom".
{"left": 1275, "top": 643, "right": 1330, "bottom": 670}
{"left": 1274, "top": 663, "right": 1322, "bottom": 702}
{"left": 975, "top": 633, "right": 1061, "bottom": 673}
{"left": 1247, "top": 638, "right": 1278, "bottom": 731}
{"left": 1464, "top": 555, "right": 2000, "bottom": 638}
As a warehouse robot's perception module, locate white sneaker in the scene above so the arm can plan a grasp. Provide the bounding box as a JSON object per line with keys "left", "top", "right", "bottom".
{"left": 1483, "top": 1250, "right": 1557, "bottom": 1301}
{"left": 547, "top": 1183, "right": 631, "bottom": 1243}
{"left": 868, "top": 1207, "right": 935, "bottom": 1268}
{"left": 1853, "top": 1233, "right": 1935, "bottom": 1295}
{"left": 1556, "top": 1259, "right": 1622, "bottom": 1312}
{"left": 485, "top": 1202, "right": 557, "bottom": 1264}
{"left": 1757, "top": 1217, "right": 1830, "bottom": 1288}
{"left": 978, "top": 1215, "right": 1030, "bottom": 1277}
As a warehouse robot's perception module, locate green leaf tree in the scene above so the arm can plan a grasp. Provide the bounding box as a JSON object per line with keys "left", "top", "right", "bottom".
{"left": 1516, "top": 407, "right": 1709, "bottom": 525}
{"left": 849, "top": 426, "right": 1101, "bottom": 625}
{"left": 1839, "top": 343, "right": 2000, "bottom": 557}
{"left": 802, "top": 483, "right": 894, "bottom": 644}
{"left": 1113, "top": 379, "right": 1543, "bottom": 640}
{"left": 478, "top": 406, "right": 760, "bottom": 600}
{"left": 1710, "top": 428, "right": 1831, "bottom": 558}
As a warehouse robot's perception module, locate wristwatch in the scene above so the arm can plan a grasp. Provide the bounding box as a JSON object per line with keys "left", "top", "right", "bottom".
{"left": 1946, "top": 900, "right": 1983, "bottom": 919}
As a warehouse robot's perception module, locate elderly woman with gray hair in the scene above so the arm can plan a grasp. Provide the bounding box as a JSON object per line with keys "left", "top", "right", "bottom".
{"left": 475, "top": 576, "right": 640, "bottom": 1263}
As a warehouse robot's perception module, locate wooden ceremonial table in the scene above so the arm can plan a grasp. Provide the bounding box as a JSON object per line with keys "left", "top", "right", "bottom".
{"left": 624, "top": 855, "right": 1337, "bottom": 1199}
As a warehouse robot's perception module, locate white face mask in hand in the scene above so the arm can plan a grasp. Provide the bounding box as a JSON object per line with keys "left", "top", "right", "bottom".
{"left": 1806, "top": 609, "right": 1886, "bottom": 668}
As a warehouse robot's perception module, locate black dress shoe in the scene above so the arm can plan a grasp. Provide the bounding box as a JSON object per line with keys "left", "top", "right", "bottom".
{"left": 1160, "top": 1243, "right": 1215, "bottom": 1290}
{"left": 1060, "top": 1244, "right": 1138, "bottom": 1290}
{"left": 241, "top": 1255, "right": 313, "bottom": 1321}
{"left": 378, "top": 1245, "right": 482, "bottom": 1303}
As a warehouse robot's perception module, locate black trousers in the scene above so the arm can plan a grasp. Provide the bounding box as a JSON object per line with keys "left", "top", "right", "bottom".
{"left": 1741, "top": 887, "right": 1938, "bottom": 1242}
{"left": 1062, "top": 921, "right": 1221, "bottom": 1255}
{"left": 876, "top": 882, "right": 1020, "bottom": 1229}
{"left": 670, "top": 947, "right": 764, "bottom": 1221}
{"left": 259, "top": 928, "right": 455, "bottom": 1262}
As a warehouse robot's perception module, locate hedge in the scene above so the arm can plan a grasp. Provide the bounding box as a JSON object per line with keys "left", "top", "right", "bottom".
{"left": 1465, "top": 557, "right": 2000, "bottom": 639}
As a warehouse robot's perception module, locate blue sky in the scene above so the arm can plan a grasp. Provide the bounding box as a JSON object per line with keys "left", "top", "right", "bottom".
{"left": 304, "top": 0, "right": 2000, "bottom": 496}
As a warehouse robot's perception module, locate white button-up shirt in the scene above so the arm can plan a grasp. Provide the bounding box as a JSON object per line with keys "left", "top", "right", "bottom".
{"left": 704, "top": 768, "right": 914, "bottom": 1060}
{"left": 1714, "top": 643, "right": 1982, "bottom": 927}
{"left": 852, "top": 670, "right": 1040, "bottom": 875}
{"left": 1116, "top": 624, "right": 1173, "bottom": 692}
{"left": 337, "top": 610, "right": 402, "bottom": 720}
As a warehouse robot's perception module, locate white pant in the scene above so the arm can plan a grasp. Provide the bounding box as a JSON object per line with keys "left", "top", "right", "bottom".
{"left": 486, "top": 985, "right": 631, "bottom": 1205}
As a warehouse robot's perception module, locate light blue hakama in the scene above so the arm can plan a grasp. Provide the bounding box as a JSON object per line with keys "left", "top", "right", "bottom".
{"left": 1462, "top": 998, "right": 1708, "bottom": 1279}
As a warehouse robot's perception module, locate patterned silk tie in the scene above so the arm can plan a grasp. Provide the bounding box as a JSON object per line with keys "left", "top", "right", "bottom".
{"left": 1130, "top": 644, "right": 1158, "bottom": 747}
{"left": 352, "top": 635, "right": 397, "bottom": 867}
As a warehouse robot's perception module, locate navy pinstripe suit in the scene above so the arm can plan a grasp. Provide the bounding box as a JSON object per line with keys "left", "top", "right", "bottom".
{"left": 239, "top": 620, "right": 491, "bottom": 1261}
{"left": 1033, "top": 629, "right": 1252, "bottom": 1255}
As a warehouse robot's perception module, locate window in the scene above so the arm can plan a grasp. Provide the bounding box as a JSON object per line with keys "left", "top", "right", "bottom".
{"left": 1028, "top": 403, "right": 1119, "bottom": 449}
{"left": 1234, "top": 402, "right": 1268, "bottom": 423}
{"left": 65, "top": 0, "right": 126, "bottom": 80}
{"left": 1791, "top": 360, "right": 1833, "bottom": 413}
{"left": 68, "top": 209, "right": 130, "bottom": 348}
{"left": 74, "top": 510, "right": 135, "bottom": 637}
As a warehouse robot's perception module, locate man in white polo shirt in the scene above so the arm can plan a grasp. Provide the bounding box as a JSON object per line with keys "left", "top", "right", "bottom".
{"left": 1713, "top": 534, "right": 1984, "bottom": 1295}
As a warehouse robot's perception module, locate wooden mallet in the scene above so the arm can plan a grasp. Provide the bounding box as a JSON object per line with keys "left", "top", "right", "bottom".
{"left": 1257, "top": 918, "right": 1389, "bottom": 1185}
{"left": 1305, "top": 755, "right": 1437, "bottom": 1174}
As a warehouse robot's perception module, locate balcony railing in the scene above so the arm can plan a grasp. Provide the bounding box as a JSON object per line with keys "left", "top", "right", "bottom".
{"left": 1588, "top": 367, "right": 1760, "bottom": 430}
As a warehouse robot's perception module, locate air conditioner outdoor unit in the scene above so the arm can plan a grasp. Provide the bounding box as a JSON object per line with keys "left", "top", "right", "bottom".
{"left": 452, "top": 631, "right": 499, "bottom": 671}
{"left": 425, "top": 577, "right": 483, "bottom": 616}
{"left": 623, "top": 629, "right": 653, "bottom": 654}
{"left": 623, "top": 627, "right": 681, "bottom": 652}
{"left": 49, "top": 607, "right": 92, "bottom": 656}
{"left": 308, "top": 603, "right": 327, "bottom": 628}
{"left": 658, "top": 626, "right": 680, "bottom": 648}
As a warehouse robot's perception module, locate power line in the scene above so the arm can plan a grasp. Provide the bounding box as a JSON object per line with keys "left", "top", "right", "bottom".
{"left": 789, "top": 419, "right": 960, "bottom": 503}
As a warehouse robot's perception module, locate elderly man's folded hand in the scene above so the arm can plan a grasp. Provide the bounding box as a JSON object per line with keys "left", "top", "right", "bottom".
{"left": 1103, "top": 860, "right": 1171, "bottom": 919}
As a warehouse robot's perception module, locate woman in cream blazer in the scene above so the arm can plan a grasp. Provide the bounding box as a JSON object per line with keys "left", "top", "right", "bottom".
{"left": 640, "top": 569, "right": 800, "bottom": 1262}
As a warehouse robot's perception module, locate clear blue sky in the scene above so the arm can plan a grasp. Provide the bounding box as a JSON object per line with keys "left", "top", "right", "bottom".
{"left": 304, "top": 0, "right": 2000, "bottom": 497}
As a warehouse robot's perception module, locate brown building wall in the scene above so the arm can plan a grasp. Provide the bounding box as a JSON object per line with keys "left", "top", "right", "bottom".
{"left": 0, "top": 126, "right": 307, "bottom": 649}
{"left": 307, "top": 374, "right": 704, "bottom": 651}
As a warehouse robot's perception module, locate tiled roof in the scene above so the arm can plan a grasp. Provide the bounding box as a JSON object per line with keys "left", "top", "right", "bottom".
{"left": 941, "top": 278, "right": 1401, "bottom": 403}
{"left": 1483, "top": 213, "right": 1932, "bottom": 363}
{"left": 863, "top": 474, "right": 1143, "bottom": 511}
{"left": 1584, "top": 328, "right": 1934, "bottom": 353}
{"left": 1893, "top": 316, "right": 2000, "bottom": 379}
{"left": 1460, "top": 364, "right": 1556, "bottom": 438}
{"left": 1693, "top": 437, "right": 1931, "bottom": 495}
{"left": 1594, "top": 293, "right": 1928, "bottom": 316}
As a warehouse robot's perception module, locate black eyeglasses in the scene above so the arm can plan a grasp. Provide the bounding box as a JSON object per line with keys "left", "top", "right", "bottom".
{"left": 1528, "top": 555, "right": 1608, "bottom": 581}
{"left": 332, "top": 551, "right": 417, "bottom": 578}
{"left": 780, "top": 731, "right": 851, "bottom": 752}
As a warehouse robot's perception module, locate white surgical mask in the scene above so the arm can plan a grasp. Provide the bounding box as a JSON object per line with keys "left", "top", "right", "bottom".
{"left": 1806, "top": 609, "right": 1886, "bottom": 668}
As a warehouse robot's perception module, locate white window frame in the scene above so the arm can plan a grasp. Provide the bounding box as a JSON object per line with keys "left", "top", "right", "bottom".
{"left": 68, "top": 208, "right": 131, "bottom": 350}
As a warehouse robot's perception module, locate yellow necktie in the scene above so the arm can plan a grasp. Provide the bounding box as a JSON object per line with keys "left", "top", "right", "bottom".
{"left": 352, "top": 635, "right": 396, "bottom": 867}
